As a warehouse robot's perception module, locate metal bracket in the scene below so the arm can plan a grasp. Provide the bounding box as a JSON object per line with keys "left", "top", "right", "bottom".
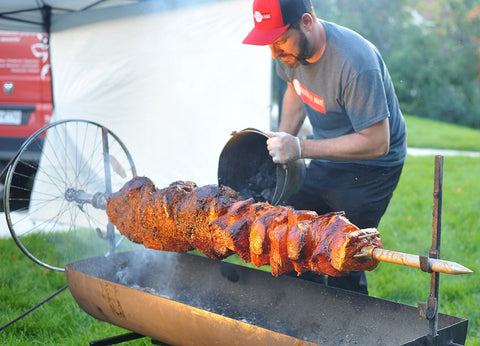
{"left": 418, "top": 295, "right": 438, "bottom": 320}
{"left": 419, "top": 255, "right": 432, "bottom": 273}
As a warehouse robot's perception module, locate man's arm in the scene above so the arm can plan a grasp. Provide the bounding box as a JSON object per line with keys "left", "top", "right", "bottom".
{"left": 301, "top": 118, "right": 390, "bottom": 161}
{"left": 268, "top": 83, "right": 390, "bottom": 163}
{"left": 278, "top": 83, "right": 306, "bottom": 135}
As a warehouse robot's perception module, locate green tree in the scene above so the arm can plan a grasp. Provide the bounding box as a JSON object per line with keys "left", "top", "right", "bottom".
{"left": 310, "top": 0, "right": 480, "bottom": 128}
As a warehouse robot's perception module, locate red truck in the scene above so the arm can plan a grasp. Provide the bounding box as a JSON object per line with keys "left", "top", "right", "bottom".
{"left": 0, "top": 30, "right": 53, "bottom": 209}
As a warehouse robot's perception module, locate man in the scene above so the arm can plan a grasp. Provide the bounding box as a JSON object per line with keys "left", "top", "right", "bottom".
{"left": 243, "top": 0, "right": 407, "bottom": 294}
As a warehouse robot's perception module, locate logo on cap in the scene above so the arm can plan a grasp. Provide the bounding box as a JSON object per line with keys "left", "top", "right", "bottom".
{"left": 254, "top": 11, "right": 272, "bottom": 23}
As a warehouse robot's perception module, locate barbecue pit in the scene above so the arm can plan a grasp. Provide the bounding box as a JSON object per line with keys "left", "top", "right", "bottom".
{"left": 66, "top": 249, "right": 468, "bottom": 346}
{"left": 2, "top": 120, "right": 471, "bottom": 345}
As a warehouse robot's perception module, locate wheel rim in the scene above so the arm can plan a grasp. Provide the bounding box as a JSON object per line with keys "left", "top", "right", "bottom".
{"left": 4, "top": 119, "right": 138, "bottom": 271}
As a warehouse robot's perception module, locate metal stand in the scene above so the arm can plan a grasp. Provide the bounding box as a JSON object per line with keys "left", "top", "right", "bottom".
{"left": 0, "top": 285, "right": 69, "bottom": 332}
{"left": 418, "top": 155, "right": 443, "bottom": 345}
{"left": 88, "top": 333, "right": 169, "bottom": 345}
{"left": 89, "top": 332, "right": 145, "bottom": 345}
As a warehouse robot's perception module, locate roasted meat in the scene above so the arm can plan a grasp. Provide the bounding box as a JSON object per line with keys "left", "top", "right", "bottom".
{"left": 106, "top": 177, "right": 382, "bottom": 277}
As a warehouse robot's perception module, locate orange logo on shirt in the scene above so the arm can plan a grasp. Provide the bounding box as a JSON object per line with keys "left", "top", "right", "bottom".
{"left": 292, "top": 79, "right": 326, "bottom": 114}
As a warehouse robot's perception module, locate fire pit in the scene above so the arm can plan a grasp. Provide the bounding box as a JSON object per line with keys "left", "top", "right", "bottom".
{"left": 65, "top": 249, "right": 468, "bottom": 346}
{"left": 2, "top": 121, "right": 470, "bottom": 345}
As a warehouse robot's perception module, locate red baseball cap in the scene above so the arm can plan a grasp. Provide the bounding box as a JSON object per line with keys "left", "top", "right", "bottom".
{"left": 243, "top": 0, "right": 312, "bottom": 46}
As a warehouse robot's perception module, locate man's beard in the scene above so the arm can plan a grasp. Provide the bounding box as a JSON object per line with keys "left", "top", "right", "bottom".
{"left": 297, "top": 30, "right": 315, "bottom": 65}
{"left": 280, "top": 30, "right": 315, "bottom": 68}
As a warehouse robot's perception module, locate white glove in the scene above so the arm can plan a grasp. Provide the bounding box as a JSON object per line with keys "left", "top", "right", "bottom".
{"left": 266, "top": 132, "right": 302, "bottom": 164}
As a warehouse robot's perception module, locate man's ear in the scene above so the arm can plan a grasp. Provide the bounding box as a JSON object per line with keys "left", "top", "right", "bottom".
{"left": 301, "top": 13, "right": 314, "bottom": 31}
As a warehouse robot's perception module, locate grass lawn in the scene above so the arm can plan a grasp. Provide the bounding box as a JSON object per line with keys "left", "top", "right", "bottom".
{"left": 376, "top": 115, "right": 480, "bottom": 344}
{"left": 369, "top": 155, "right": 480, "bottom": 345}
{"left": 404, "top": 114, "right": 480, "bottom": 151}
{"left": 0, "top": 115, "right": 479, "bottom": 345}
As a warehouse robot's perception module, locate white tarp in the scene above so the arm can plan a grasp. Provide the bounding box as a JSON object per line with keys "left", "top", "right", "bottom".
{"left": 1, "top": 0, "right": 272, "bottom": 243}
{"left": 48, "top": 0, "right": 272, "bottom": 188}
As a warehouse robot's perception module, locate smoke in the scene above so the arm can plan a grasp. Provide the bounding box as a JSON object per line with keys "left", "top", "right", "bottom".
{"left": 112, "top": 249, "right": 180, "bottom": 299}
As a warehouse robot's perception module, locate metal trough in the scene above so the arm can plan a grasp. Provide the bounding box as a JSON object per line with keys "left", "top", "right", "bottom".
{"left": 65, "top": 249, "right": 468, "bottom": 345}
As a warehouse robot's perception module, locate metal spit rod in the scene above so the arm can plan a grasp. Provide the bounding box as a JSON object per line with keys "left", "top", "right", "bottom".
{"left": 356, "top": 245, "right": 472, "bottom": 275}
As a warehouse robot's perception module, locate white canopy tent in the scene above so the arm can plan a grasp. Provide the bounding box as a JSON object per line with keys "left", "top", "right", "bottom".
{"left": 1, "top": 0, "right": 272, "bottom": 186}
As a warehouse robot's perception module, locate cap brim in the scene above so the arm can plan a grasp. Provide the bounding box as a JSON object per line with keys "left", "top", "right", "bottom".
{"left": 242, "top": 24, "right": 290, "bottom": 46}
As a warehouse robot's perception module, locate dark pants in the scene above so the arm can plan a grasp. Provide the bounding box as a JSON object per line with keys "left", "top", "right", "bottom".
{"left": 284, "top": 160, "right": 404, "bottom": 294}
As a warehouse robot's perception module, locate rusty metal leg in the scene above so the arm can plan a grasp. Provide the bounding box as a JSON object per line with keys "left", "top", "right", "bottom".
{"left": 418, "top": 155, "right": 443, "bottom": 346}
{"left": 89, "top": 332, "right": 145, "bottom": 346}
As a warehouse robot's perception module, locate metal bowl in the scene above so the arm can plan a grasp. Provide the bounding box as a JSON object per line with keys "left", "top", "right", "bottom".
{"left": 218, "top": 128, "right": 305, "bottom": 205}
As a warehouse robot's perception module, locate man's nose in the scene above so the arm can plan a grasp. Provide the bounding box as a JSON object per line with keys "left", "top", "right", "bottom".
{"left": 269, "top": 44, "right": 281, "bottom": 59}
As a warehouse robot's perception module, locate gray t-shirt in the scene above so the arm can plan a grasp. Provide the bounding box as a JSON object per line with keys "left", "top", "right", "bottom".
{"left": 277, "top": 21, "right": 406, "bottom": 166}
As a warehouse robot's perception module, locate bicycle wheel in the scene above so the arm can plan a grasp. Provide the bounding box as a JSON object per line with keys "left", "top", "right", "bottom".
{"left": 4, "top": 119, "right": 139, "bottom": 271}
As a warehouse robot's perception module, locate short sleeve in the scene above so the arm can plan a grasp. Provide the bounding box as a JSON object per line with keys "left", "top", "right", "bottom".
{"left": 343, "top": 69, "right": 390, "bottom": 132}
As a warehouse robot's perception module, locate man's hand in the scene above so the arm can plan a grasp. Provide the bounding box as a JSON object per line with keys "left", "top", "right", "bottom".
{"left": 266, "top": 132, "right": 302, "bottom": 164}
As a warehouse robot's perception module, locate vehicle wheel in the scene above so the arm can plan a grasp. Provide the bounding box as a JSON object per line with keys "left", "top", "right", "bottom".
{"left": 4, "top": 119, "right": 138, "bottom": 271}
